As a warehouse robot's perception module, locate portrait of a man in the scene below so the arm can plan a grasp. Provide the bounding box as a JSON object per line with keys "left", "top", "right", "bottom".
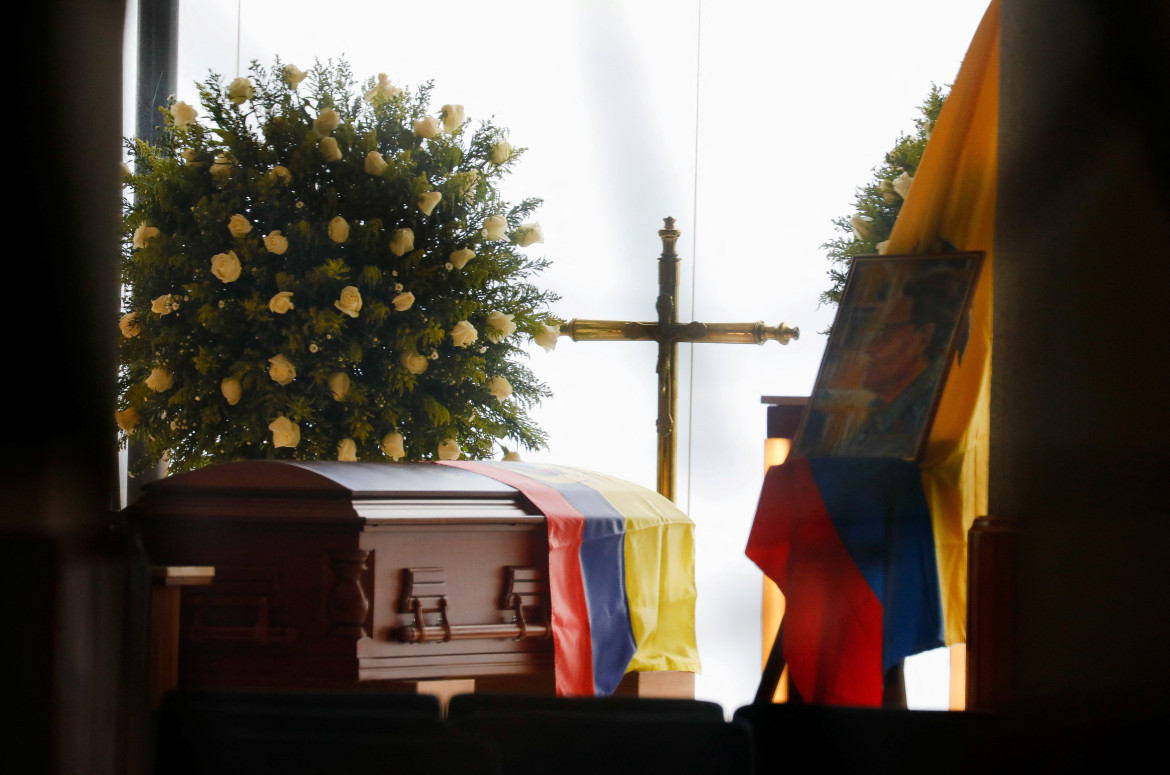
{"left": 794, "top": 253, "right": 983, "bottom": 459}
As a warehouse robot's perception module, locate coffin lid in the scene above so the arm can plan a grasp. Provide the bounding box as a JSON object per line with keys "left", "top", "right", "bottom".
{"left": 141, "top": 460, "right": 518, "bottom": 498}
{"left": 128, "top": 461, "right": 540, "bottom": 523}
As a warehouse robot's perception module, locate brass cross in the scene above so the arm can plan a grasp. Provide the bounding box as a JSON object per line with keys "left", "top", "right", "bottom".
{"left": 560, "top": 217, "right": 799, "bottom": 501}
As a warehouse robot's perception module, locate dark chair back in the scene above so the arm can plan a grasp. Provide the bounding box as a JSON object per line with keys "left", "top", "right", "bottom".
{"left": 733, "top": 703, "right": 1003, "bottom": 775}
{"left": 447, "top": 692, "right": 726, "bottom": 722}
{"left": 451, "top": 707, "right": 752, "bottom": 775}
{"left": 155, "top": 689, "right": 497, "bottom": 775}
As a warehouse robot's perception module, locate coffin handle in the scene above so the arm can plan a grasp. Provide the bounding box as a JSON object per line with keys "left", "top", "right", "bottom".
{"left": 392, "top": 566, "right": 550, "bottom": 644}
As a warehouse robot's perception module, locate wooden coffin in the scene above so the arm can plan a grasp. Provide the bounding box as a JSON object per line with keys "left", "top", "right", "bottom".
{"left": 128, "top": 461, "right": 556, "bottom": 691}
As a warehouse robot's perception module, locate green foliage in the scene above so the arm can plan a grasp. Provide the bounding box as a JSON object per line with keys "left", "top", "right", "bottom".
{"left": 119, "top": 59, "right": 560, "bottom": 473}
{"left": 820, "top": 85, "right": 948, "bottom": 308}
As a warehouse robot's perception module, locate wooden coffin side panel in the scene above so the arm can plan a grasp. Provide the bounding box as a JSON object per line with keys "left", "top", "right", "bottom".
{"left": 146, "top": 517, "right": 554, "bottom": 687}
{"left": 134, "top": 506, "right": 552, "bottom": 688}
{"left": 129, "top": 461, "right": 555, "bottom": 690}
{"left": 358, "top": 521, "right": 554, "bottom": 682}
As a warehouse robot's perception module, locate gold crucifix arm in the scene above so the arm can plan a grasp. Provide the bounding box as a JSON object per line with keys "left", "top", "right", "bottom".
{"left": 555, "top": 217, "right": 799, "bottom": 502}
{"left": 560, "top": 319, "right": 799, "bottom": 345}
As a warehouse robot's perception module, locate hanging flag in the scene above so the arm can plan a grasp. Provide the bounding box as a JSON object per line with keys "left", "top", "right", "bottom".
{"left": 745, "top": 0, "right": 999, "bottom": 705}
{"left": 887, "top": 0, "right": 999, "bottom": 645}
{"left": 439, "top": 460, "right": 699, "bottom": 696}
{"left": 747, "top": 458, "right": 944, "bottom": 705}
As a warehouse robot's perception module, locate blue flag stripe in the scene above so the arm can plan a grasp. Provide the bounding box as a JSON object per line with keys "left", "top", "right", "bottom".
{"left": 548, "top": 481, "right": 635, "bottom": 694}
{"left": 807, "top": 458, "right": 944, "bottom": 670}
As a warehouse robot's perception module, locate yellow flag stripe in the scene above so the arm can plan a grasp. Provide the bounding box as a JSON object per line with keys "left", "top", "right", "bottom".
{"left": 500, "top": 463, "right": 701, "bottom": 674}
{"left": 885, "top": 0, "right": 999, "bottom": 644}
{"left": 550, "top": 466, "right": 701, "bottom": 674}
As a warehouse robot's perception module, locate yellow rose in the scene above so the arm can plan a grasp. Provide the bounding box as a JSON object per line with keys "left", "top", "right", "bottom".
{"left": 482, "top": 215, "right": 507, "bottom": 241}
{"left": 392, "top": 292, "right": 415, "bottom": 312}
{"left": 334, "top": 285, "right": 362, "bottom": 318}
{"left": 450, "top": 320, "right": 477, "bottom": 348}
{"left": 133, "top": 223, "right": 160, "bottom": 249}
{"left": 364, "top": 73, "right": 402, "bottom": 103}
{"left": 268, "top": 291, "right": 294, "bottom": 314}
{"left": 400, "top": 350, "right": 428, "bottom": 375}
{"left": 487, "top": 376, "right": 512, "bottom": 400}
{"left": 268, "top": 416, "right": 300, "bottom": 448}
{"left": 328, "top": 216, "right": 350, "bottom": 243}
{"left": 893, "top": 171, "right": 915, "bottom": 200}
{"left": 268, "top": 354, "right": 296, "bottom": 386}
{"left": 228, "top": 214, "right": 252, "bottom": 238}
{"left": 313, "top": 108, "right": 341, "bottom": 139}
{"left": 381, "top": 432, "right": 405, "bottom": 461}
{"left": 171, "top": 101, "right": 197, "bottom": 129}
{"left": 486, "top": 311, "right": 517, "bottom": 343}
{"left": 337, "top": 438, "right": 358, "bottom": 462}
{"left": 145, "top": 367, "right": 173, "bottom": 393}
{"left": 365, "top": 150, "right": 388, "bottom": 176}
{"left": 449, "top": 248, "right": 475, "bottom": 269}
{"left": 440, "top": 104, "right": 465, "bottom": 134}
{"left": 437, "top": 439, "right": 461, "bottom": 460}
{"left": 264, "top": 230, "right": 289, "bottom": 254}
{"left": 503, "top": 450, "right": 522, "bottom": 462}
{"left": 151, "top": 294, "right": 175, "bottom": 315}
{"left": 211, "top": 250, "right": 241, "bottom": 283}
{"left": 329, "top": 371, "right": 350, "bottom": 401}
{"left": 115, "top": 407, "right": 139, "bottom": 433}
{"left": 417, "top": 191, "right": 442, "bottom": 217}
{"left": 271, "top": 165, "right": 292, "bottom": 185}
{"left": 220, "top": 378, "right": 241, "bottom": 405}
{"left": 850, "top": 214, "right": 874, "bottom": 240}
{"left": 491, "top": 140, "right": 513, "bottom": 165}
{"left": 320, "top": 136, "right": 342, "bottom": 162}
{"left": 516, "top": 222, "right": 544, "bottom": 247}
{"left": 389, "top": 228, "right": 414, "bottom": 256}
{"left": 119, "top": 312, "right": 139, "bottom": 338}
{"left": 413, "top": 117, "right": 440, "bottom": 139}
{"left": 282, "top": 64, "right": 307, "bottom": 87}
{"left": 534, "top": 323, "right": 560, "bottom": 352}
{"left": 227, "top": 77, "right": 254, "bottom": 105}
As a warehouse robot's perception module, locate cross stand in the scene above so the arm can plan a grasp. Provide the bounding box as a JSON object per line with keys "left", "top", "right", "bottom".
{"left": 559, "top": 217, "right": 799, "bottom": 502}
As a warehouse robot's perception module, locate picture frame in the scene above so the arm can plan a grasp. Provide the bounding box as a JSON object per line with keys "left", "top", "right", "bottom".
{"left": 792, "top": 252, "right": 984, "bottom": 460}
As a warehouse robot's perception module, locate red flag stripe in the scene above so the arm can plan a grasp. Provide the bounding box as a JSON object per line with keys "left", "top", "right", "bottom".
{"left": 436, "top": 460, "right": 594, "bottom": 696}
{"left": 747, "top": 459, "right": 884, "bottom": 706}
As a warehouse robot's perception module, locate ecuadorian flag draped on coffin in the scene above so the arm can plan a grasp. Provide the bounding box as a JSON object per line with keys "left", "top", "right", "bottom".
{"left": 747, "top": 0, "right": 998, "bottom": 706}
{"left": 440, "top": 460, "right": 700, "bottom": 696}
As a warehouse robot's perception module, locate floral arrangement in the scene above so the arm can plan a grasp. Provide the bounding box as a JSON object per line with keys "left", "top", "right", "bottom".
{"left": 820, "top": 84, "right": 948, "bottom": 308}
{"left": 118, "top": 59, "right": 561, "bottom": 474}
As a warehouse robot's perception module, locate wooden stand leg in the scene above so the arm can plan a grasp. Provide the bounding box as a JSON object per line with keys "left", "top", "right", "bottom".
{"left": 149, "top": 585, "right": 181, "bottom": 708}
{"left": 613, "top": 671, "right": 695, "bottom": 699}
{"left": 967, "top": 515, "right": 1020, "bottom": 711}
{"left": 754, "top": 622, "right": 800, "bottom": 704}
{"left": 882, "top": 662, "right": 907, "bottom": 708}
{"left": 148, "top": 566, "right": 214, "bottom": 708}
{"left": 399, "top": 679, "right": 476, "bottom": 714}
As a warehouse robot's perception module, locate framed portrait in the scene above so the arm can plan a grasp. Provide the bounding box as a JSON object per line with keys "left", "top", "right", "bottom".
{"left": 793, "top": 252, "right": 984, "bottom": 460}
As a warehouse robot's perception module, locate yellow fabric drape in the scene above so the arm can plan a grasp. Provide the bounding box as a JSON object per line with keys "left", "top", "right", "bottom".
{"left": 504, "top": 464, "right": 702, "bottom": 675}
{"left": 569, "top": 467, "right": 702, "bottom": 674}
{"left": 885, "top": 0, "right": 999, "bottom": 645}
